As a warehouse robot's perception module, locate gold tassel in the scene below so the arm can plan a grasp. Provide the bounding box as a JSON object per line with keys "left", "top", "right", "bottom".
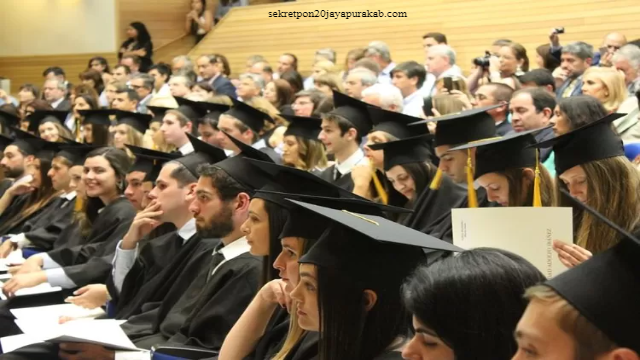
{"left": 74, "top": 196, "right": 84, "bottom": 213}
{"left": 466, "top": 149, "right": 478, "bottom": 208}
{"left": 533, "top": 149, "right": 542, "bottom": 207}
{"left": 75, "top": 118, "right": 82, "bottom": 142}
{"left": 371, "top": 167, "right": 388, "bottom": 205}
{"left": 429, "top": 167, "right": 443, "bottom": 190}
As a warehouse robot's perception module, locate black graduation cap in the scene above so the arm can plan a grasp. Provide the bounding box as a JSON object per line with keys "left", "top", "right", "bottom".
{"left": 115, "top": 110, "right": 152, "bottom": 134}
{"left": 56, "top": 143, "right": 96, "bottom": 166}
{"left": 175, "top": 97, "right": 208, "bottom": 122}
{"left": 328, "top": 91, "right": 373, "bottom": 136}
{"left": 0, "top": 109, "right": 20, "bottom": 129}
{"left": 223, "top": 131, "right": 274, "bottom": 163}
{"left": 275, "top": 192, "right": 411, "bottom": 240}
{"left": 410, "top": 105, "right": 499, "bottom": 147}
{"left": 281, "top": 114, "right": 322, "bottom": 141}
{"left": 224, "top": 98, "right": 274, "bottom": 133}
{"left": 200, "top": 102, "right": 231, "bottom": 116}
{"left": 146, "top": 106, "right": 172, "bottom": 123}
{"left": 368, "top": 106, "right": 427, "bottom": 139}
{"left": 290, "top": 200, "right": 462, "bottom": 286}
{"left": 0, "top": 134, "right": 14, "bottom": 151}
{"left": 27, "top": 110, "right": 69, "bottom": 133}
{"left": 544, "top": 189, "right": 640, "bottom": 353}
{"left": 368, "top": 135, "right": 433, "bottom": 171}
{"left": 175, "top": 133, "right": 227, "bottom": 177}
{"left": 79, "top": 109, "right": 115, "bottom": 127}
{"left": 212, "top": 151, "right": 275, "bottom": 192}
{"left": 11, "top": 128, "right": 45, "bottom": 155}
{"left": 450, "top": 128, "right": 546, "bottom": 179}
{"left": 127, "top": 145, "right": 182, "bottom": 182}
{"left": 531, "top": 113, "right": 625, "bottom": 175}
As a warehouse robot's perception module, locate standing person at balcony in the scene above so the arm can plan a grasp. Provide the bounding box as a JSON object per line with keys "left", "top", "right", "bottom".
{"left": 186, "top": 0, "right": 213, "bottom": 44}
{"left": 119, "top": 22, "right": 154, "bottom": 73}
{"left": 215, "top": 0, "right": 248, "bottom": 23}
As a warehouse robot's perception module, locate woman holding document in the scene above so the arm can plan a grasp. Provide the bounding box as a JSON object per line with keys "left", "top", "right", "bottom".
{"left": 533, "top": 113, "right": 640, "bottom": 267}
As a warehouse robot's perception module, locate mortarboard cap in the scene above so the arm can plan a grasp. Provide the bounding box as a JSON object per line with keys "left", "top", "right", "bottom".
{"left": 79, "top": 109, "right": 115, "bottom": 127}
{"left": 281, "top": 115, "right": 322, "bottom": 141}
{"left": 0, "top": 134, "right": 14, "bottom": 152}
{"left": 115, "top": 110, "right": 152, "bottom": 134}
{"left": 531, "top": 113, "right": 625, "bottom": 175}
{"left": 11, "top": 128, "right": 45, "bottom": 155}
{"left": 291, "top": 200, "right": 462, "bottom": 286}
{"left": 544, "top": 189, "right": 640, "bottom": 352}
{"left": 450, "top": 128, "right": 547, "bottom": 180}
{"left": 223, "top": 98, "right": 274, "bottom": 133}
{"left": 223, "top": 131, "right": 274, "bottom": 163}
{"left": 175, "top": 133, "right": 227, "bottom": 177}
{"left": 328, "top": 92, "right": 373, "bottom": 136}
{"left": 368, "top": 135, "right": 433, "bottom": 171}
{"left": 175, "top": 97, "right": 208, "bottom": 122}
{"left": 211, "top": 152, "right": 275, "bottom": 192}
{"left": 0, "top": 109, "right": 20, "bottom": 129}
{"left": 368, "top": 106, "right": 427, "bottom": 139}
{"left": 200, "top": 102, "right": 231, "bottom": 117}
{"left": 127, "top": 145, "right": 182, "bottom": 182}
{"left": 27, "top": 110, "right": 69, "bottom": 133}
{"left": 56, "top": 143, "right": 96, "bottom": 166}
{"left": 146, "top": 106, "right": 172, "bottom": 123}
{"left": 411, "top": 105, "right": 499, "bottom": 147}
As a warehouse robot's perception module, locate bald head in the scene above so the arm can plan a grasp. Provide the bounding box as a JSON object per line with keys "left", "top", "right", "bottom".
{"left": 604, "top": 32, "right": 627, "bottom": 52}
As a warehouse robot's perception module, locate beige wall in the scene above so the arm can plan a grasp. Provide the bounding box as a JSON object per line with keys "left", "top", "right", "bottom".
{"left": 0, "top": 0, "right": 117, "bottom": 57}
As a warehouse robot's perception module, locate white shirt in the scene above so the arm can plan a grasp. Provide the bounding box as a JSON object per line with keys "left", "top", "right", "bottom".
{"left": 154, "top": 84, "right": 172, "bottom": 98}
{"left": 50, "top": 98, "right": 64, "bottom": 109}
{"left": 378, "top": 62, "right": 397, "bottom": 85}
{"left": 210, "top": 236, "right": 251, "bottom": 279}
{"left": 335, "top": 148, "right": 367, "bottom": 177}
{"left": 402, "top": 90, "right": 424, "bottom": 117}
{"left": 251, "top": 138, "right": 267, "bottom": 150}
{"left": 178, "top": 141, "right": 195, "bottom": 155}
{"left": 112, "top": 218, "right": 197, "bottom": 293}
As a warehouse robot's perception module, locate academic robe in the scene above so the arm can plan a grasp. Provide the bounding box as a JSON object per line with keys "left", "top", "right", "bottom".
{"left": 0, "top": 179, "right": 12, "bottom": 199}
{"left": 129, "top": 250, "right": 261, "bottom": 351}
{"left": 15, "top": 197, "right": 74, "bottom": 251}
{"left": 0, "top": 195, "right": 61, "bottom": 236}
{"left": 0, "top": 195, "right": 30, "bottom": 234}
{"left": 317, "top": 165, "right": 355, "bottom": 192}
{"left": 45, "top": 197, "right": 136, "bottom": 286}
{"left": 247, "top": 307, "right": 291, "bottom": 360}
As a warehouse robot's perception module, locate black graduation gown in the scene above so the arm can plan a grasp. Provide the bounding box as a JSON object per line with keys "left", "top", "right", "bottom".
{"left": 247, "top": 307, "right": 291, "bottom": 360}
{"left": 317, "top": 165, "right": 355, "bottom": 192}
{"left": 0, "top": 195, "right": 29, "bottom": 233}
{"left": 129, "top": 249, "right": 261, "bottom": 351}
{"left": 283, "top": 332, "right": 319, "bottom": 360}
{"left": 51, "top": 221, "right": 83, "bottom": 249}
{"left": 0, "top": 179, "right": 12, "bottom": 199}
{"left": 0, "top": 196, "right": 61, "bottom": 236}
{"left": 16, "top": 197, "right": 74, "bottom": 251}
{"left": 45, "top": 197, "right": 136, "bottom": 286}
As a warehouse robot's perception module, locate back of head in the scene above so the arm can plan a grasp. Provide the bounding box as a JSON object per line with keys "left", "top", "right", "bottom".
{"left": 366, "top": 41, "right": 392, "bottom": 62}
{"left": 353, "top": 58, "right": 381, "bottom": 75}
{"left": 403, "top": 248, "right": 545, "bottom": 358}
{"left": 429, "top": 44, "right": 457, "bottom": 66}
{"left": 361, "top": 83, "right": 403, "bottom": 112}
{"left": 315, "top": 48, "right": 337, "bottom": 63}
{"left": 422, "top": 32, "right": 447, "bottom": 44}
{"left": 484, "top": 82, "right": 515, "bottom": 103}
{"left": 519, "top": 69, "right": 556, "bottom": 92}
{"left": 557, "top": 95, "right": 608, "bottom": 129}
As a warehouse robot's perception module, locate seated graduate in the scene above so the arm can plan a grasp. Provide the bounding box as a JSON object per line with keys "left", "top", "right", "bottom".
{"left": 26, "top": 110, "right": 72, "bottom": 143}
{"left": 78, "top": 109, "right": 113, "bottom": 147}
{"left": 219, "top": 184, "right": 411, "bottom": 360}
{"left": 401, "top": 248, "right": 545, "bottom": 359}
{"left": 409, "top": 105, "right": 501, "bottom": 208}
{"left": 532, "top": 113, "right": 640, "bottom": 267}
{"left": 317, "top": 92, "right": 373, "bottom": 192}
{"left": 0, "top": 138, "right": 61, "bottom": 241}
{"left": 0, "top": 143, "right": 94, "bottom": 256}
{"left": 215, "top": 98, "right": 280, "bottom": 162}
{"left": 279, "top": 114, "right": 328, "bottom": 173}
{"left": 449, "top": 128, "right": 555, "bottom": 207}
{"left": 513, "top": 197, "right": 640, "bottom": 359}
{"left": 194, "top": 102, "right": 231, "bottom": 148}
{"left": 0, "top": 130, "right": 40, "bottom": 198}
{"left": 368, "top": 135, "right": 466, "bottom": 240}
{"left": 2, "top": 147, "right": 137, "bottom": 295}
{"left": 113, "top": 110, "right": 152, "bottom": 152}
{"left": 287, "top": 200, "right": 462, "bottom": 360}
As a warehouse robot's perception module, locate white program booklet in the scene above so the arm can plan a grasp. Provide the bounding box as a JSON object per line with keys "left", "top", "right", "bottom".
{"left": 11, "top": 303, "right": 106, "bottom": 323}
{"left": 0, "top": 283, "right": 62, "bottom": 301}
{"left": 452, "top": 207, "right": 573, "bottom": 279}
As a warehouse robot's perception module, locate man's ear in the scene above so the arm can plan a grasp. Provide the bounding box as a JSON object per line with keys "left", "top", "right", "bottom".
{"left": 586, "top": 57, "right": 593, "bottom": 66}
{"left": 605, "top": 348, "right": 640, "bottom": 360}
{"left": 363, "top": 289, "right": 378, "bottom": 311}
{"left": 185, "top": 183, "right": 197, "bottom": 202}
{"left": 236, "top": 192, "right": 251, "bottom": 212}
{"left": 542, "top": 107, "right": 553, "bottom": 121}
{"left": 345, "top": 127, "right": 358, "bottom": 142}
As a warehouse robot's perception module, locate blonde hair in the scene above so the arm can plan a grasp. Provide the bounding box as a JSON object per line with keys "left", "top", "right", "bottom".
{"left": 582, "top": 67, "right": 627, "bottom": 112}
{"left": 39, "top": 121, "right": 73, "bottom": 143}
{"left": 555, "top": 156, "right": 640, "bottom": 253}
{"left": 148, "top": 95, "right": 178, "bottom": 108}
{"left": 314, "top": 73, "right": 345, "bottom": 93}
{"left": 285, "top": 136, "right": 328, "bottom": 171}
{"left": 209, "top": 95, "right": 234, "bottom": 106}
{"left": 116, "top": 123, "right": 144, "bottom": 155}
{"left": 524, "top": 285, "right": 617, "bottom": 355}
{"left": 313, "top": 60, "right": 338, "bottom": 76}
{"left": 432, "top": 94, "right": 466, "bottom": 115}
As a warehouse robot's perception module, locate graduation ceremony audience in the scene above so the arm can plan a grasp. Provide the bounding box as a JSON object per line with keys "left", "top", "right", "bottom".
{"left": 0, "top": 5, "right": 639, "bottom": 360}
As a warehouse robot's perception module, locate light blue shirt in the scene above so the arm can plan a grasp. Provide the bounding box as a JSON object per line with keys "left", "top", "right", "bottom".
{"left": 0, "top": 96, "right": 19, "bottom": 107}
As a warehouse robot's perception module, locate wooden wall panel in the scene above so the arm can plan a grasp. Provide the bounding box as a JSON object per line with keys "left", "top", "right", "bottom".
{"left": 190, "top": 0, "right": 640, "bottom": 78}
{"left": 0, "top": 53, "right": 118, "bottom": 94}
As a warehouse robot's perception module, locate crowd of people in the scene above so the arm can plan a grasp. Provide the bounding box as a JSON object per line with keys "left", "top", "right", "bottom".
{"left": 0, "top": 20, "right": 638, "bottom": 360}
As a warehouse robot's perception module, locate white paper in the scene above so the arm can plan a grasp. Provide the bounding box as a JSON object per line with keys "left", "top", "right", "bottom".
{"left": 0, "top": 251, "right": 26, "bottom": 272}
{"left": 0, "top": 283, "right": 62, "bottom": 300}
{"left": 11, "top": 303, "right": 105, "bottom": 323}
{"left": 0, "top": 333, "right": 42, "bottom": 353}
{"left": 452, "top": 207, "right": 573, "bottom": 279}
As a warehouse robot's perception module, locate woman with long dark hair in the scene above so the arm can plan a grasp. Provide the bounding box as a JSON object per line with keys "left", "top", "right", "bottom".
{"left": 401, "top": 248, "right": 545, "bottom": 359}
{"left": 80, "top": 109, "right": 112, "bottom": 147}
{"left": 118, "top": 22, "right": 154, "bottom": 72}
{"left": 185, "top": 0, "right": 213, "bottom": 43}
{"left": 550, "top": 95, "right": 609, "bottom": 136}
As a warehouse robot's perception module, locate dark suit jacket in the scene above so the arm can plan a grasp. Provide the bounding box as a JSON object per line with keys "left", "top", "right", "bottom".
{"left": 556, "top": 77, "right": 583, "bottom": 98}
{"left": 211, "top": 76, "right": 237, "bottom": 99}
{"left": 54, "top": 99, "right": 72, "bottom": 111}
{"left": 496, "top": 120, "right": 513, "bottom": 136}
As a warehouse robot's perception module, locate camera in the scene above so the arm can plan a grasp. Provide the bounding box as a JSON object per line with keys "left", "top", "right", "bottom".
{"left": 554, "top": 27, "right": 565, "bottom": 34}
{"left": 473, "top": 51, "right": 491, "bottom": 68}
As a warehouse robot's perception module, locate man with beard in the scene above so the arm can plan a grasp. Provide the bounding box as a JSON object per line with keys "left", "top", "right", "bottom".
{"left": 0, "top": 131, "right": 41, "bottom": 198}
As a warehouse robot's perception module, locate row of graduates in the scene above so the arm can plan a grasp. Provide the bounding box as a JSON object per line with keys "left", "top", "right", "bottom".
{"left": 0, "top": 90, "right": 636, "bottom": 358}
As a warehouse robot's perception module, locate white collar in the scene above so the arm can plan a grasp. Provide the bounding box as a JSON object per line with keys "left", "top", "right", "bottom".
{"left": 177, "top": 218, "right": 197, "bottom": 243}
{"left": 62, "top": 191, "right": 77, "bottom": 201}
{"left": 251, "top": 138, "right": 267, "bottom": 150}
{"left": 51, "top": 98, "right": 64, "bottom": 108}
{"left": 335, "top": 148, "right": 365, "bottom": 175}
{"left": 216, "top": 236, "right": 250, "bottom": 260}
{"left": 381, "top": 62, "right": 396, "bottom": 75}
{"left": 178, "top": 141, "right": 195, "bottom": 155}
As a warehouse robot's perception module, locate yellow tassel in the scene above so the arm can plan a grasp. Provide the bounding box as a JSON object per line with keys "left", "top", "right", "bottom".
{"left": 466, "top": 149, "right": 478, "bottom": 208}
{"left": 74, "top": 196, "right": 84, "bottom": 213}
{"left": 76, "top": 118, "right": 82, "bottom": 142}
{"left": 371, "top": 167, "right": 388, "bottom": 204}
{"left": 533, "top": 149, "right": 542, "bottom": 207}
{"left": 429, "top": 167, "right": 443, "bottom": 190}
